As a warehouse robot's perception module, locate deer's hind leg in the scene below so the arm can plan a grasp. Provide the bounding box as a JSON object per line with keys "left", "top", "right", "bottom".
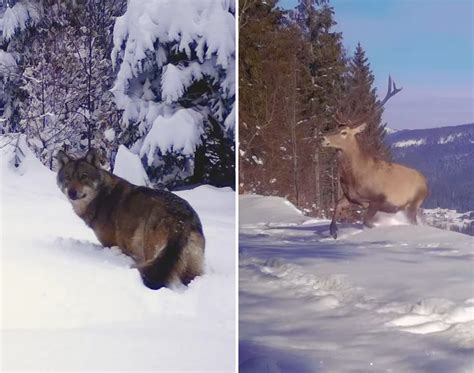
{"left": 363, "top": 203, "right": 380, "bottom": 228}
{"left": 406, "top": 199, "right": 423, "bottom": 225}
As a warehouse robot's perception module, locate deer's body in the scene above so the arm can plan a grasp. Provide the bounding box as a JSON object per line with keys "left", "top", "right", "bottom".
{"left": 321, "top": 123, "right": 428, "bottom": 239}
{"left": 337, "top": 144, "right": 427, "bottom": 209}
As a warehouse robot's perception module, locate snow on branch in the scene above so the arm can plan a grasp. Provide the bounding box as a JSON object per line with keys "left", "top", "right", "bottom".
{"left": 2, "top": 1, "right": 41, "bottom": 41}
{"left": 110, "top": 0, "right": 235, "bottom": 185}
{"left": 140, "top": 108, "right": 204, "bottom": 165}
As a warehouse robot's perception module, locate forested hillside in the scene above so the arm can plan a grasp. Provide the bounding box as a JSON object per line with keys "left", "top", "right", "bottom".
{"left": 387, "top": 123, "right": 474, "bottom": 212}
{"left": 0, "top": 0, "right": 235, "bottom": 189}
{"left": 239, "top": 0, "right": 392, "bottom": 217}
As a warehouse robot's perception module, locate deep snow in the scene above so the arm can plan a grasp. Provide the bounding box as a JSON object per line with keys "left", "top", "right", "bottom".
{"left": 1, "top": 139, "right": 236, "bottom": 371}
{"left": 239, "top": 195, "right": 474, "bottom": 372}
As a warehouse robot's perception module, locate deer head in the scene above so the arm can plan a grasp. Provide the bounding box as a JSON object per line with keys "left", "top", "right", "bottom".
{"left": 320, "top": 122, "right": 367, "bottom": 150}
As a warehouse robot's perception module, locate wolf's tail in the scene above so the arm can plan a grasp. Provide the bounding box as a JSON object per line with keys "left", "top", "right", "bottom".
{"left": 138, "top": 235, "right": 185, "bottom": 290}
{"left": 138, "top": 230, "right": 205, "bottom": 290}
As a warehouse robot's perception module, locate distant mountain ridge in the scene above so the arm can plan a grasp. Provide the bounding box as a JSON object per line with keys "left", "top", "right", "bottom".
{"left": 386, "top": 123, "right": 474, "bottom": 212}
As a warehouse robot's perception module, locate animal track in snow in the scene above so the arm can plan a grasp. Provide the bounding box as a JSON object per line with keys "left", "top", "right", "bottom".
{"left": 383, "top": 298, "right": 474, "bottom": 339}
{"left": 245, "top": 256, "right": 367, "bottom": 311}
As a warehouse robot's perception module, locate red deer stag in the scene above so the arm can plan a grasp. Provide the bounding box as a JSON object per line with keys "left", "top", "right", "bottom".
{"left": 320, "top": 77, "right": 428, "bottom": 239}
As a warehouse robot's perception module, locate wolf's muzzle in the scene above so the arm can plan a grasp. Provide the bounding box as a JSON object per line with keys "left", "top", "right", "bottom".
{"left": 68, "top": 189, "right": 81, "bottom": 200}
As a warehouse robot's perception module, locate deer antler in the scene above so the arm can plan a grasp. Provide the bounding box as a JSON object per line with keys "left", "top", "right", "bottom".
{"left": 377, "top": 75, "right": 402, "bottom": 109}
{"left": 332, "top": 76, "right": 402, "bottom": 130}
{"left": 334, "top": 114, "right": 345, "bottom": 126}
{"left": 334, "top": 110, "right": 349, "bottom": 127}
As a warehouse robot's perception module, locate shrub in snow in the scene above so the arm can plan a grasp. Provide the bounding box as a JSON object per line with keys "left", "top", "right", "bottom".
{"left": 1, "top": 1, "right": 125, "bottom": 169}
{"left": 111, "top": 0, "right": 235, "bottom": 188}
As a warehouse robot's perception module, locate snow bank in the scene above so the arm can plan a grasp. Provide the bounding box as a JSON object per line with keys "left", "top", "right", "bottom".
{"left": 0, "top": 135, "right": 57, "bottom": 193}
{"left": 113, "top": 144, "right": 150, "bottom": 186}
{"left": 240, "top": 195, "right": 474, "bottom": 372}
{"left": 239, "top": 194, "right": 313, "bottom": 226}
{"left": 1, "top": 139, "right": 236, "bottom": 371}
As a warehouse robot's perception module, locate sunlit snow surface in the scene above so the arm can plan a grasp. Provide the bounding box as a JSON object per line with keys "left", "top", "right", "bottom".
{"left": 0, "top": 141, "right": 236, "bottom": 371}
{"left": 239, "top": 195, "right": 474, "bottom": 372}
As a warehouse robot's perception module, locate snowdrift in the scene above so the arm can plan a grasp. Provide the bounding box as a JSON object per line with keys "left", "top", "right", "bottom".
{"left": 239, "top": 195, "right": 474, "bottom": 372}
{"left": 1, "top": 139, "right": 236, "bottom": 371}
{"left": 239, "top": 194, "right": 313, "bottom": 226}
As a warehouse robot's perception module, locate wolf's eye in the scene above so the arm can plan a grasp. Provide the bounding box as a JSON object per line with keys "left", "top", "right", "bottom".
{"left": 341, "top": 131, "right": 348, "bottom": 136}
{"left": 80, "top": 173, "right": 88, "bottom": 180}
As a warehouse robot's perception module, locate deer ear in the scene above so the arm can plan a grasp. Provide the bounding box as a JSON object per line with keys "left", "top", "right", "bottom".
{"left": 353, "top": 122, "right": 367, "bottom": 134}
{"left": 85, "top": 149, "right": 101, "bottom": 167}
{"left": 57, "top": 150, "right": 70, "bottom": 168}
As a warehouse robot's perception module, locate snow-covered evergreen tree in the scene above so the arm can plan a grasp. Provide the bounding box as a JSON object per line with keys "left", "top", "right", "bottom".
{"left": 111, "top": 0, "right": 235, "bottom": 188}
{"left": 0, "top": 0, "right": 41, "bottom": 133}
{"left": 0, "top": 49, "right": 18, "bottom": 132}
{"left": 1, "top": 0, "right": 40, "bottom": 41}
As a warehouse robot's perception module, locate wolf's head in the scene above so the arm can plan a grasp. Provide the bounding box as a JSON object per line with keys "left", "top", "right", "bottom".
{"left": 56, "top": 149, "right": 103, "bottom": 212}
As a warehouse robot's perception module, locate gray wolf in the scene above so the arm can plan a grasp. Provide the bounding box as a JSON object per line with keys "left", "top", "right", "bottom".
{"left": 56, "top": 149, "right": 205, "bottom": 290}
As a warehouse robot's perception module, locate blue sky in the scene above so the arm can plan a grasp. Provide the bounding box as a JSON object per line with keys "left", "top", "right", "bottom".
{"left": 279, "top": 0, "right": 474, "bottom": 129}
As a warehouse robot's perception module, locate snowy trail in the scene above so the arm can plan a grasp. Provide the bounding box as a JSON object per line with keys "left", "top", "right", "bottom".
{"left": 239, "top": 196, "right": 474, "bottom": 373}
{"left": 1, "top": 144, "right": 236, "bottom": 371}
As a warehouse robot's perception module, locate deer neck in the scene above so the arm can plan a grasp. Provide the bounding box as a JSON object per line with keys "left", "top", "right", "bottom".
{"left": 337, "top": 140, "right": 371, "bottom": 178}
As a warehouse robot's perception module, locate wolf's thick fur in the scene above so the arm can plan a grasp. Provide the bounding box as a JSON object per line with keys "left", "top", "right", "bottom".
{"left": 56, "top": 149, "right": 205, "bottom": 290}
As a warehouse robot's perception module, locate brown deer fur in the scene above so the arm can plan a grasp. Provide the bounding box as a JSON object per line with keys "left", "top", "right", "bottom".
{"left": 320, "top": 123, "right": 428, "bottom": 239}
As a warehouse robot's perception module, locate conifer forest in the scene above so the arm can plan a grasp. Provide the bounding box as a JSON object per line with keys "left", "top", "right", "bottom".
{"left": 239, "top": 0, "right": 393, "bottom": 218}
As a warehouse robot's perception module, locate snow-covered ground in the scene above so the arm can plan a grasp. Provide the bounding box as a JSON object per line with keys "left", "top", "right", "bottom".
{"left": 1, "top": 140, "right": 236, "bottom": 371}
{"left": 239, "top": 195, "right": 474, "bottom": 372}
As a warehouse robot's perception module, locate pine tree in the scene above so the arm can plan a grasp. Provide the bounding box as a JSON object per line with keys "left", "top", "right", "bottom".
{"left": 239, "top": 0, "right": 314, "bottom": 204}
{"left": 341, "top": 43, "right": 389, "bottom": 159}
{"left": 295, "top": 0, "right": 346, "bottom": 216}
{"left": 111, "top": 0, "right": 235, "bottom": 189}
{"left": 238, "top": 0, "right": 281, "bottom": 193}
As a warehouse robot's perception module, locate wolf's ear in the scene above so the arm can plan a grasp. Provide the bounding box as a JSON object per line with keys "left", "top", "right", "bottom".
{"left": 57, "top": 150, "right": 70, "bottom": 168}
{"left": 85, "top": 148, "right": 101, "bottom": 167}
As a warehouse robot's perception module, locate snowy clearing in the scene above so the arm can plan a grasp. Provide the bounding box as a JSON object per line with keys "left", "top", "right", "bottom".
{"left": 1, "top": 141, "right": 236, "bottom": 371}
{"left": 239, "top": 195, "right": 474, "bottom": 372}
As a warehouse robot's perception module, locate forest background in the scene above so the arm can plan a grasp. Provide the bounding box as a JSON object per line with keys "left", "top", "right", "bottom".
{"left": 240, "top": 0, "right": 400, "bottom": 218}
{"left": 0, "top": 0, "right": 236, "bottom": 189}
